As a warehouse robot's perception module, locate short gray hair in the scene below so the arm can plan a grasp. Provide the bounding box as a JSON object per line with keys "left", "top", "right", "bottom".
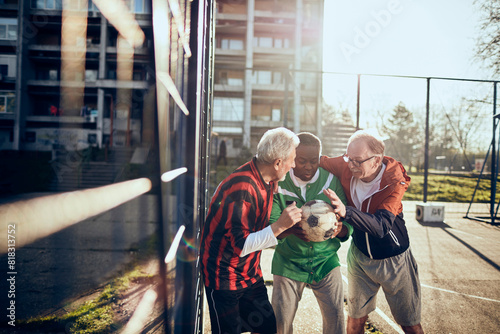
{"left": 347, "top": 129, "right": 385, "bottom": 156}
{"left": 256, "top": 127, "right": 300, "bottom": 164}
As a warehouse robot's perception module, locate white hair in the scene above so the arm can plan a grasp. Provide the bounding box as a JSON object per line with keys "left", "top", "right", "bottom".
{"left": 348, "top": 129, "right": 385, "bottom": 156}
{"left": 256, "top": 127, "right": 300, "bottom": 164}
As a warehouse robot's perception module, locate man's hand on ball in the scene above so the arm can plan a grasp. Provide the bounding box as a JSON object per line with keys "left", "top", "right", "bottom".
{"left": 271, "top": 202, "right": 302, "bottom": 237}
{"left": 323, "top": 189, "right": 346, "bottom": 219}
{"left": 334, "top": 220, "right": 348, "bottom": 239}
{"left": 281, "top": 202, "right": 302, "bottom": 227}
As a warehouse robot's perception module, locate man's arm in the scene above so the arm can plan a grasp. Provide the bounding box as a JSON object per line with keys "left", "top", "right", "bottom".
{"left": 323, "top": 188, "right": 401, "bottom": 238}
{"left": 269, "top": 192, "right": 286, "bottom": 224}
{"left": 327, "top": 174, "right": 352, "bottom": 241}
{"left": 240, "top": 203, "right": 302, "bottom": 257}
{"left": 270, "top": 191, "right": 308, "bottom": 241}
{"left": 319, "top": 155, "right": 344, "bottom": 176}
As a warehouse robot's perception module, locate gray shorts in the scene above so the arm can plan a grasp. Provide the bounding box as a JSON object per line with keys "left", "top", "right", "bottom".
{"left": 347, "top": 243, "right": 421, "bottom": 326}
{"left": 272, "top": 267, "right": 346, "bottom": 334}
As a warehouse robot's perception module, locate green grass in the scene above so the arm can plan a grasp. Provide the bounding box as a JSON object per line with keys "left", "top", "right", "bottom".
{"left": 19, "top": 235, "right": 160, "bottom": 333}
{"left": 21, "top": 278, "right": 124, "bottom": 333}
{"left": 404, "top": 173, "right": 494, "bottom": 202}
{"left": 19, "top": 268, "right": 156, "bottom": 333}
{"left": 210, "top": 160, "right": 497, "bottom": 203}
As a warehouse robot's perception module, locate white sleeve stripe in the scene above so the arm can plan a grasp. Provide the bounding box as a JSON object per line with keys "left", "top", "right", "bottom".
{"left": 316, "top": 173, "right": 334, "bottom": 196}
{"left": 278, "top": 186, "right": 300, "bottom": 199}
{"left": 240, "top": 225, "right": 278, "bottom": 257}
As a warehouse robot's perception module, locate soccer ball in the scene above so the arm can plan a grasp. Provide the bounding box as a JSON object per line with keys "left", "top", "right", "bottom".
{"left": 299, "top": 200, "right": 339, "bottom": 242}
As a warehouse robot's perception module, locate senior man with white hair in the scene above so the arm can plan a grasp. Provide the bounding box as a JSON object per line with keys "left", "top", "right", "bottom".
{"left": 321, "top": 130, "right": 424, "bottom": 334}
{"left": 200, "top": 127, "right": 303, "bottom": 334}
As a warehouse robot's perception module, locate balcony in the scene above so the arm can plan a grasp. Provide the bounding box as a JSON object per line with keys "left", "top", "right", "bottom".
{"left": 26, "top": 115, "right": 91, "bottom": 123}
{"left": 0, "top": 75, "right": 16, "bottom": 84}
{"left": 106, "top": 46, "right": 150, "bottom": 57}
{"left": 254, "top": 10, "right": 295, "bottom": 19}
{"left": 0, "top": 3, "right": 18, "bottom": 12}
{"left": 250, "top": 120, "right": 283, "bottom": 128}
{"left": 216, "top": 13, "right": 247, "bottom": 21}
{"left": 214, "top": 84, "right": 244, "bottom": 93}
{"left": 215, "top": 48, "right": 246, "bottom": 57}
{"left": 252, "top": 83, "right": 284, "bottom": 92}
{"left": 253, "top": 47, "right": 294, "bottom": 56}
{"left": 27, "top": 79, "right": 149, "bottom": 89}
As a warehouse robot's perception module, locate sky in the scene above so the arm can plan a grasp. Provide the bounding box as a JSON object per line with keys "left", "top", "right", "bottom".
{"left": 323, "top": 0, "right": 490, "bottom": 80}
{"left": 321, "top": 0, "right": 496, "bottom": 136}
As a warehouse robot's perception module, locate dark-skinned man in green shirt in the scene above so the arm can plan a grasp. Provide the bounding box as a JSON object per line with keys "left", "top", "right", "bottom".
{"left": 269, "top": 132, "right": 353, "bottom": 334}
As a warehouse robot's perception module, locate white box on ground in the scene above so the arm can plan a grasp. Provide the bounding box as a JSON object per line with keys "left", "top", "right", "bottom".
{"left": 415, "top": 203, "right": 445, "bottom": 223}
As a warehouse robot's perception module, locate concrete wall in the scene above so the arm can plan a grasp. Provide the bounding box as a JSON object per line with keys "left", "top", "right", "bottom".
{"left": 0, "top": 55, "right": 16, "bottom": 77}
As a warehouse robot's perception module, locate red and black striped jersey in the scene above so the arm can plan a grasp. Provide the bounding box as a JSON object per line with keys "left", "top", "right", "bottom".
{"left": 200, "top": 157, "right": 275, "bottom": 290}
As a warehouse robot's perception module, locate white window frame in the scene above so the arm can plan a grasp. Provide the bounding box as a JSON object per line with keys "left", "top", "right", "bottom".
{"left": 0, "top": 19, "right": 17, "bottom": 41}
{"left": 0, "top": 92, "right": 15, "bottom": 114}
{"left": 213, "top": 97, "right": 244, "bottom": 122}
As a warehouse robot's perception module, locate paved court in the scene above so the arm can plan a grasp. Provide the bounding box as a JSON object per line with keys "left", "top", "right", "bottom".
{"left": 254, "top": 200, "right": 500, "bottom": 334}
{"left": 2, "top": 192, "right": 499, "bottom": 333}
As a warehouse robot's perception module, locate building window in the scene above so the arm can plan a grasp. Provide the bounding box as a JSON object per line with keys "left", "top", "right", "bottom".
{"left": 213, "top": 97, "right": 244, "bottom": 121}
{"left": 0, "top": 96, "right": 5, "bottom": 113}
{"left": 252, "top": 70, "right": 272, "bottom": 85}
{"left": 228, "top": 78, "right": 243, "bottom": 86}
{"left": 133, "top": 70, "right": 145, "bottom": 81}
{"left": 0, "top": 18, "right": 17, "bottom": 40}
{"left": 300, "top": 102, "right": 317, "bottom": 126}
{"left": 36, "top": 69, "right": 59, "bottom": 80}
{"left": 221, "top": 38, "right": 244, "bottom": 50}
{"left": 88, "top": 0, "right": 99, "bottom": 12}
{"left": 49, "top": 69, "right": 58, "bottom": 80}
{"left": 252, "top": 70, "right": 284, "bottom": 85}
{"left": 0, "top": 65, "right": 7, "bottom": 78}
{"left": 254, "top": 36, "right": 290, "bottom": 48}
{"left": 272, "top": 108, "right": 281, "bottom": 121}
{"left": 108, "top": 69, "right": 117, "bottom": 80}
{"left": 134, "top": 0, "right": 152, "bottom": 13}
{"left": 219, "top": 71, "right": 228, "bottom": 84}
{"left": 301, "top": 72, "right": 318, "bottom": 90}
{"left": 216, "top": 70, "right": 243, "bottom": 86}
{"left": 85, "top": 69, "right": 98, "bottom": 81}
{"left": 7, "top": 25, "right": 16, "bottom": 39}
{"left": 32, "top": 0, "right": 63, "bottom": 9}
{"left": 0, "top": 92, "right": 15, "bottom": 113}
{"left": 273, "top": 72, "right": 282, "bottom": 84}
{"left": 0, "top": 56, "right": 16, "bottom": 78}
{"left": 254, "top": 36, "right": 272, "bottom": 48}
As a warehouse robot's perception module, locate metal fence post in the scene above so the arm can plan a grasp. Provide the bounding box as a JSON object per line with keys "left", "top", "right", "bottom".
{"left": 423, "top": 78, "right": 430, "bottom": 203}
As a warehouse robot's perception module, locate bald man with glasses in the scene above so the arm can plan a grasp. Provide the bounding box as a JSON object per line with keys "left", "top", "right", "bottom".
{"left": 320, "top": 130, "right": 424, "bottom": 334}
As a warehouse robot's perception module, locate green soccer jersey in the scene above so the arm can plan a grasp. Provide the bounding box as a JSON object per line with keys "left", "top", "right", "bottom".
{"left": 270, "top": 167, "right": 352, "bottom": 283}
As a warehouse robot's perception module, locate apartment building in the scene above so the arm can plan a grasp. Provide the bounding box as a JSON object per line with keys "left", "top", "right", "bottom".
{"left": 0, "top": 0, "right": 153, "bottom": 152}
{"left": 213, "top": 0, "right": 324, "bottom": 156}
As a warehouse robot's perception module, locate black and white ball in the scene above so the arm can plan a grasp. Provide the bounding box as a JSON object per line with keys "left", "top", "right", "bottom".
{"left": 300, "top": 200, "right": 339, "bottom": 242}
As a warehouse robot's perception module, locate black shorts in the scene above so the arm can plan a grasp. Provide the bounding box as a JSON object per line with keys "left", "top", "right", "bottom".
{"left": 205, "top": 278, "right": 277, "bottom": 334}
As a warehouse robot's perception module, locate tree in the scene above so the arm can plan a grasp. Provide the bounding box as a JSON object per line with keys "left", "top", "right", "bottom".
{"left": 321, "top": 102, "right": 354, "bottom": 128}
{"left": 380, "top": 102, "right": 421, "bottom": 169}
{"left": 475, "top": 0, "right": 500, "bottom": 76}
{"left": 433, "top": 97, "right": 487, "bottom": 171}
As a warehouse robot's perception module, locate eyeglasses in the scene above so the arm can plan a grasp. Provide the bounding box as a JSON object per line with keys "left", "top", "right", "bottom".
{"left": 342, "top": 154, "right": 376, "bottom": 167}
